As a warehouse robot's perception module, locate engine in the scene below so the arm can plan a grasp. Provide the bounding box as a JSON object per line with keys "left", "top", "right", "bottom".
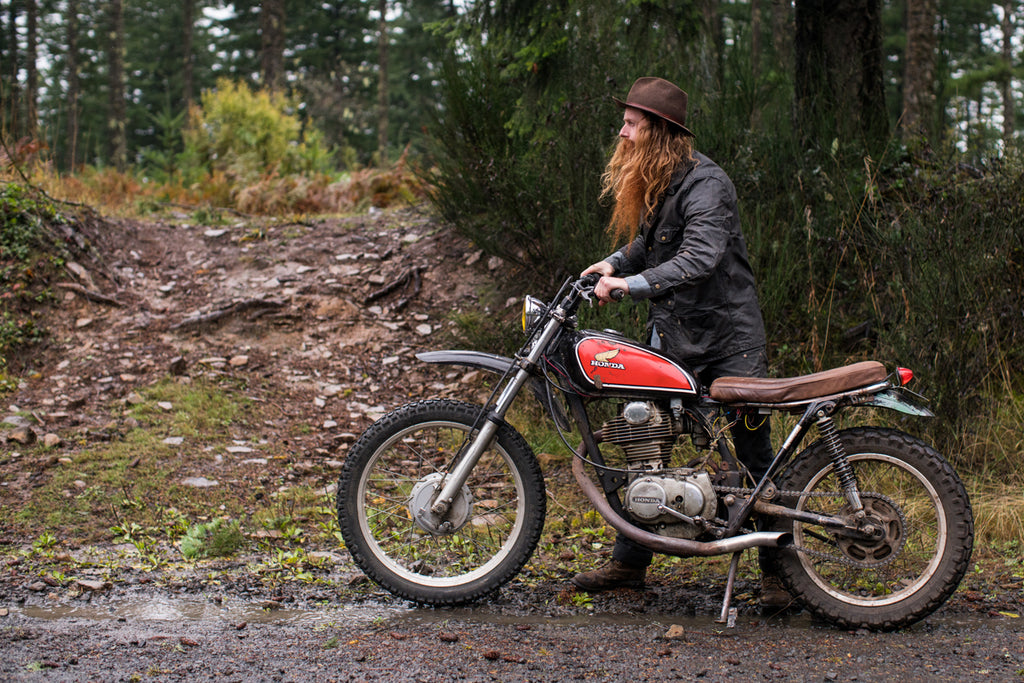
{"left": 623, "top": 470, "right": 717, "bottom": 539}
{"left": 602, "top": 401, "right": 718, "bottom": 539}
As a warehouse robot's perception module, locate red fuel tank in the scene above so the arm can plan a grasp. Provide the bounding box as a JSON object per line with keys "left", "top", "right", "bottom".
{"left": 573, "top": 333, "right": 698, "bottom": 395}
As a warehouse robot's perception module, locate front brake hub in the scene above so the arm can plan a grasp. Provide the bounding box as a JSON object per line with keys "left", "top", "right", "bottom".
{"left": 408, "top": 472, "right": 474, "bottom": 535}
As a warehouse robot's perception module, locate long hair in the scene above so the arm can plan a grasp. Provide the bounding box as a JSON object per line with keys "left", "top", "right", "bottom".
{"left": 600, "top": 115, "right": 694, "bottom": 245}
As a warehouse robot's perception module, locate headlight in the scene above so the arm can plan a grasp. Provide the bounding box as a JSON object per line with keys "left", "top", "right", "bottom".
{"left": 522, "top": 296, "right": 544, "bottom": 332}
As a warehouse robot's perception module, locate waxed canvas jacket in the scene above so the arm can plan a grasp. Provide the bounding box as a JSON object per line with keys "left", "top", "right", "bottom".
{"left": 610, "top": 152, "right": 767, "bottom": 367}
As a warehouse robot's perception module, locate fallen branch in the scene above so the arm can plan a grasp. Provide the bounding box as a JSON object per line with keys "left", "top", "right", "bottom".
{"left": 56, "top": 282, "right": 124, "bottom": 308}
{"left": 364, "top": 266, "right": 422, "bottom": 305}
{"left": 171, "top": 298, "right": 287, "bottom": 331}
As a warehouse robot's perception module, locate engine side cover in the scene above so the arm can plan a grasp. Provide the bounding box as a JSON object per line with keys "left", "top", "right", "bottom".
{"left": 624, "top": 471, "right": 717, "bottom": 526}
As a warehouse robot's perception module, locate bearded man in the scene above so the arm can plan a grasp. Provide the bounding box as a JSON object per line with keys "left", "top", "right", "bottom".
{"left": 574, "top": 76, "right": 789, "bottom": 609}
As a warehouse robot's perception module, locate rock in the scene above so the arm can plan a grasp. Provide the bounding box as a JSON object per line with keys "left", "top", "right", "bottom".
{"left": 414, "top": 324, "right": 432, "bottom": 336}
{"left": 168, "top": 357, "right": 188, "bottom": 376}
{"left": 75, "top": 579, "right": 111, "bottom": 592}
{"left": 664, "top": 624, "right": 686, "bottom": 639}
{"left": 2, "top": 414, "right": 31, "bottom": 428}
{"left": 66, "top": 261, "right": 98, "bottom": 289}
{"left": 162, "top": 436, "right": 184, "bottom": 445}
{"left": 320, "top": 384, "right": 344, "bottom": 397}
{"left": 42, "top": 433, "right": 62, "bottom": 448}
{"left": 181, "top": 476, "right": 219, "bottom": 488}
{"left": 8, "top": 427, "right": 36, "bottom": 445}
{"left": 125, "top": 392, "right": 145, "bottom": 405}
{"left": 157, "top": 402, "right": 174, "bottom": 411}
{"left": 75, "top": 318, "right": 93, "bottom": 328}
{"left": 229, "top": 355, "right": 249, "bottom": 367}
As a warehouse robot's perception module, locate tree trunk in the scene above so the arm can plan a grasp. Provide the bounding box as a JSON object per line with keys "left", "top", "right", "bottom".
{"left": 25, "top": 0, "right": 38, "bottom": 139}
{"left": 771, "top": 0, "right": 794, "bottom": 73}
{"left": 107, "top": 0, "right": 127, "bottom": 170}
{"left": 66, "top": 0, "right": 81, "bottom": 169}
{"left": 183, "top": 0, "right": 195, "bottom": 108}
{"left": 377, "top": 0, "right": 389, "bottom": 163}
{"left": 260, "top": 0, "right": 285, "bottom": 92}
{"left": 1001, "top": 1, "right": 1015, "bottom": 144}
{"left": 794, "top": 0, "right": 888, "bottom": 151}
{"left": 751, "top": 0, "right": 762, "bottom": 83}
{"left": 4, "top": 0, "right": 20, "bottom": 137}
{"left": 700, "top": 0, "right": 724, "bottom": 88}
{"left": 902, "top": 0, "right": 937, "bottom": 140}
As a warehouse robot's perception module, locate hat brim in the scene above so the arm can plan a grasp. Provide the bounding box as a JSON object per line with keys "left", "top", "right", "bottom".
{"left": 613, "top": 96, "right": 695, "bottom": 138}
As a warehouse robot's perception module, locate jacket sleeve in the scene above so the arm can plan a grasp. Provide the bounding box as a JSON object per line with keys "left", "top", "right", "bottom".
{"left": 633, "top": 176, "right": 732, "bottom": 299}
{"left": 611, "top": 234, "right": 646, "bottom": 275}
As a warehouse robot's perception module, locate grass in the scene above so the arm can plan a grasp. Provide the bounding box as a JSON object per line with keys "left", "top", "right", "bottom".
{"left": 0, "top": 376, "right": 341, "bottom": 554}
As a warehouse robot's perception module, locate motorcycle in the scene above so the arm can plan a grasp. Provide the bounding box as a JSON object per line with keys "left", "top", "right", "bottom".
{"left": 336, "top": 274, "right": 974, "bottom": 630}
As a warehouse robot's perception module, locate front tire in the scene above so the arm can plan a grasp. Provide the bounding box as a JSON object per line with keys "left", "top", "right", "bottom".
{"left": 337, "top": 399, "right": 546, "bottom": 605}
{"left": 770, "top": 427, "right": 973, "bottom": 630}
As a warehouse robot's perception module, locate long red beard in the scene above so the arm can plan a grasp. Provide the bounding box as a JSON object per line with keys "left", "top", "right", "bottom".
{"left": 604, "top": 139, "right": 649, "bottom": 245}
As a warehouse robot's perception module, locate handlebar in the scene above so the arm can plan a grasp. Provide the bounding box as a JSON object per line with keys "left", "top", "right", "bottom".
{"left": 573, "top": 273, "right": 626, "bottom": 302}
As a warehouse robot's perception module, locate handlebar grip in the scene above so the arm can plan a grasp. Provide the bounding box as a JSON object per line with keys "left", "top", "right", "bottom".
{"left": 610, "top": 288, "right": 625, "bottom": 301}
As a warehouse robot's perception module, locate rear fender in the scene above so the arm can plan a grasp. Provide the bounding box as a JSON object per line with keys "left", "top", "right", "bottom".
{"left": 416, "top": 350, "right": 572, "bottom": 430}
{"left": 862, "top": 387, "right": 934, "bottom": 417}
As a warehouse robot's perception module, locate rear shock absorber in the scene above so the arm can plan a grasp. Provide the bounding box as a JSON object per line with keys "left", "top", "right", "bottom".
{"left": 815, "top": 408, "right": 864, "bottom": 513}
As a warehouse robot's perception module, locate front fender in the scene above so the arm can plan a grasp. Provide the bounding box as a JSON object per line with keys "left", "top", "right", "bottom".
{"left": 416, "top": 350, "right": 516, "bottom": 375}
{"left": 416, "top": 350, "right": 572, "bottom": 431}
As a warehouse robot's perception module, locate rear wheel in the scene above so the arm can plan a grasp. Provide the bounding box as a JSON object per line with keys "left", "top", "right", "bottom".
{"left": 769, "top": 427, "right": 973, "bottom": 630}
{"left": 337, "top": 399, "right": 545, "bottom": 605}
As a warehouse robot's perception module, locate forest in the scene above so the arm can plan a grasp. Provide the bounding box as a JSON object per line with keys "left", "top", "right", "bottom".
{"left": 1, "top": 0, "right": 1023, "bottom": 481}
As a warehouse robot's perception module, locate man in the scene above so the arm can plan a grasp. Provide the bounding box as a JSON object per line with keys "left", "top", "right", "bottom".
{"left": 572, "top": 76, "right": 789, "bottom": 608}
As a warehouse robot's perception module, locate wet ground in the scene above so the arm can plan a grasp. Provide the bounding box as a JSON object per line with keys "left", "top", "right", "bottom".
{"left": 3, "top": 585, "right": 1024, "bottom": 682}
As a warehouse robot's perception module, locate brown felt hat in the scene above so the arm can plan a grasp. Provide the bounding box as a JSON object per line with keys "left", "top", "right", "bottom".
{"left": 613, "top": 77, "right": 695, "bottom": 138}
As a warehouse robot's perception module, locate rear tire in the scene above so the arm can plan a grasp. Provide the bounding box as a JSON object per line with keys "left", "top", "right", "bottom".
{"left": 337, "top": 399, "right": 545, "bottom": 605}
{"left": 768, "top": 427, "right": 973, "bottom": 630}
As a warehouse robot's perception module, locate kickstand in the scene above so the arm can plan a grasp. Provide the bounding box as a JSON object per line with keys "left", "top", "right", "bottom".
{"left": 715, "top": 551, "right": 742, "bottom": 628}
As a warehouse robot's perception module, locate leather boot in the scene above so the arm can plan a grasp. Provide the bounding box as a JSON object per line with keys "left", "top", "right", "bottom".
{"left": 760, "top": 573, "right": 792, "bottom": 609}
{"left": 571, "top": 560, "right": 646, "bottom": 591}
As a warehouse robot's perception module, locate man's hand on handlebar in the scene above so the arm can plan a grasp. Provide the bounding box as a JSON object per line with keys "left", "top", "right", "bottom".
{"left": 580, "top": 262, "right": 628, "bottom": 304}
{"left": 594, "top": 276, "right": 628, "bottom": 304}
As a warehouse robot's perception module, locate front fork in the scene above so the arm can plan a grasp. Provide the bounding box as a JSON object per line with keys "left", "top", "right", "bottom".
{"left": 426, "top": 309, "right": 567, "bottom": 520}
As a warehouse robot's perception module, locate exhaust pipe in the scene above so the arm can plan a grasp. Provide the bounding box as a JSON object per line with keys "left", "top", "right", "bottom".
{"left": 572, "top": 444, "right": 792, "bottom": 557}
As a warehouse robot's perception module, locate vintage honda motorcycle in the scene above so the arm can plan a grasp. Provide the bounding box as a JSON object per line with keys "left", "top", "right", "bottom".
{"left": 337, "top": 274, "right": 974, "bottom": 630}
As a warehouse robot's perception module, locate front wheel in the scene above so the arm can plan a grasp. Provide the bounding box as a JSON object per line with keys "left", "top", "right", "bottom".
{"left": 337, "top": 399, "right": 546, "bottom": 605}
{"left": 768, "top": 427, "right": 973, "bottom": 630}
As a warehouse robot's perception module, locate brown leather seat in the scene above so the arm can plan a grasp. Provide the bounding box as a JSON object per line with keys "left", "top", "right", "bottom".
{"left": 709, "top": 361, "right": 887, "bottom": 404}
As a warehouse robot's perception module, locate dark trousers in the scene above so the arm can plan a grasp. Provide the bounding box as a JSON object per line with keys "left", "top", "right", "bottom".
{"left": 612, "top": 347, "right": 773, "bottom": 569}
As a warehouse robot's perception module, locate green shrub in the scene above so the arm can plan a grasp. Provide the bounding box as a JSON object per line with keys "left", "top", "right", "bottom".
{"left": 182, "top": 79, "right": 333, "bottom": 184}
{"left": 179, "top": 518, "right": 246, "bottom": 560}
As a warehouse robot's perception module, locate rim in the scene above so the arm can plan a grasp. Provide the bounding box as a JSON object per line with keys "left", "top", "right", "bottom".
{"left": 356, "top": 419, "right": 528, "bottom": 588}
{"left": 794, "top": 452, "right": 947, "bottom": 607}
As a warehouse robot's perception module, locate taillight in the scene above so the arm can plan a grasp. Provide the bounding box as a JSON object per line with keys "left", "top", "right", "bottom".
{"left": 896, "top": 367, "right": 914, "bottom": 386}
